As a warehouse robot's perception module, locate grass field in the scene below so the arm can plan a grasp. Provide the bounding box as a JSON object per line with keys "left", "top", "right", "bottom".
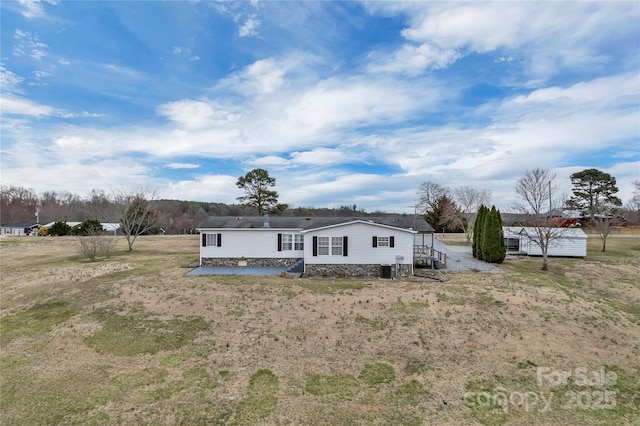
{"left": 1, "top": 235, "right": 639, "bottom": 425}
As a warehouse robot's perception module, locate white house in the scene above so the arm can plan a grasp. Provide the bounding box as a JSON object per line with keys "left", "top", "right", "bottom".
{"left": 0, "top": 222, "right": 40, "bottom": 236}
{"left": 197, "top": 216, "right": 435, "bottom": 277}
{"left": 503, "top": 227, "right": 588, "bottom": 257}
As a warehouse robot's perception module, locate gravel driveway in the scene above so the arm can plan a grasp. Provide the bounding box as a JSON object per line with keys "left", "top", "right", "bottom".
{"left": 432, "top": 238, "right": 503, "bottom": 273}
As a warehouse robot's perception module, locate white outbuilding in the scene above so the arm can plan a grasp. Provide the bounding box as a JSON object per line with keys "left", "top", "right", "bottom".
{"left": 503, "top": 227, "right": 588, "bottom": 257}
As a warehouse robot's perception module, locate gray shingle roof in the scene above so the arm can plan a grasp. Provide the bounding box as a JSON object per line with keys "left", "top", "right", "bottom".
{"left": 198, "top": 216, "right": 435, "bottom": 232}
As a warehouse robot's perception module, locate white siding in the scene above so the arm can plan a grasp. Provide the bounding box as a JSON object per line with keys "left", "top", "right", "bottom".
{"left": 1, "top": 227, "right": 26, "bottom": 236}
{"left": 503, "top": 227, "right": 587, "bottom": 257}
{"left": 200, "top": 228, "right": 303, "bottom": 259}
{"left": 525, "top": 236, "right": 587, "bottom": 257}
{"left": 303, "top": 222, "right": 415, "bottom": 265}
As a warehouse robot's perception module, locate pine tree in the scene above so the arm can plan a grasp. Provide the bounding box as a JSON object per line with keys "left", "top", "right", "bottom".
{"left": 482, "top": 206, "right": 506, "bottom": 263}
{"left": 495, "top": 207, "right": 506, "bottom": 263}
{"left": 473, "top": 205, "right": 487, "bottom": 259}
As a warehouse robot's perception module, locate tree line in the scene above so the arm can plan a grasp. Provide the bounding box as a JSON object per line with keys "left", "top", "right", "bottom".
{"left": 0, "top": 169, "right": 400, "bottom": 237}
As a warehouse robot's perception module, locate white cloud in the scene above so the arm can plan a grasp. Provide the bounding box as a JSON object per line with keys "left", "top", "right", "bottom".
{"left": 0, "top": 94, "right": 55, "bottom": 117}
{"left": 364, "top": 2, "right": 638, "bottom": 79}
{"left": 290, "top": 148, "right": 352, "bottom": 166}
{"left": 54, "top": 136, "right": 97, "bottom": 149}
{"left": 166, "top": 163, "right": 201, "bottom": 169}
{"left": 162, "top": 175, "right": 240, "bottom": 202}
{"left": 1, "top": 140, "right": 152, "bottom": 195}
{"left": 220, "top": 57, "right": 288, "bottom": 96}
{"left": 368, "top": 43, "right": 461, "bottom": 75}
{"left": 246, "top": 156, "right": 289, "bottom": 168}
{"left": 18, "top": 0, "right": 56, "bottom": 19}
{"left": 0, "top": 65, "right": 24, "bottom": 93}
{"left": 239, "top": 15, "right": 260, "bottom": 37}
{"left": 0, "top": 93, "right": 104, "bottom": 119}
{"left": 14, "top": 29, "right": 49, "bottom": 60}
{"left": 156, "top": 99, "right": 243, "bottom": 130}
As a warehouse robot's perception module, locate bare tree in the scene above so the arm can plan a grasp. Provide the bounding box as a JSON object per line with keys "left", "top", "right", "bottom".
{"left": 514, "top": 167, "right": 566, "bottom": 271}
{"left": 77, "top": 229, "right": 116, "bottom": 262}
{"left": 416, "top": 181, "right": 449, "bottom": 214}
{"left": 0, "top": 185, "right": 38, "bottom": 223}
{"left": 624, "top": 179, "right": 640, "bottom": 225}
{"left": 454, "top": 186, "right": 492, "bottom": 242}
{"left": 112, "top": 187, "right": 160, "bottom": 251}
{"left": 84, "top": 189, "right": 118, "bottom": 222}
{"left": 78, "top": 235, "right": 101, "bottom": 262}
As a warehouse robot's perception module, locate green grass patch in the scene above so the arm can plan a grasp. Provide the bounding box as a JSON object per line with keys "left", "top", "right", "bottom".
{"left": 473, "top": 291, "right": 506, "bottom": 308}
{"left": 305, "top": 373, "right": 360, "bottom": 400}
{"left": 0, "top": 365, "right": 167, "bottom": 425}
{"left": 404, "top": 358, "right": 429, "bottom": 375}
{"left": 298, "top": 280, "right": 369, "bottom": 293}
{"left": 355, "top": 314, "right": 389, "bottom": 330}
{"left": 359, "top": 362, "right": 396, "bottom": 386}
{"left": 85, "top": 304, "right": 209, "bottom": 356}
{"left": 138, "top": 366, "right": 217, "bottom": 404}
{"left": 160, "top": 354, "right": 187, "bottom": 368}
{"left": 0, "top": 301, "right": 79, "bottom": 346}
{"left": 233, "top": 368, "right": 279, "bottom": 425}
{"left": 392, "top": 379, "right": 430, "bottom": 405}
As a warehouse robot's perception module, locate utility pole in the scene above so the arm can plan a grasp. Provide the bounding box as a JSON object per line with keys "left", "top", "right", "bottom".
{"left": 549, "top": 181, "right": 552, "bottom": 218}
{"left": 408, "top": 205, "right": 418, "bottom": 229}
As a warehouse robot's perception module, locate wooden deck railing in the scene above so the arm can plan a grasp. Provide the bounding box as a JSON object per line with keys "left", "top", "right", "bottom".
{"left": 413, "top": 245, "right": 447, "bottom": 268}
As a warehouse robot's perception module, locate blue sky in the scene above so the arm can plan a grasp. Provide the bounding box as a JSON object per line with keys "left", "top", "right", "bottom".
{"left": 1, "top": 0, "right": 639, "bottom": 213}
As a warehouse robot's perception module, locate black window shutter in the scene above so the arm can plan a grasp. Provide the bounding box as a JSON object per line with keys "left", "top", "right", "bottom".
{"left": 343, "top": 236, "right": 348, "bottom": 256}
{"left": 372, "top": 236, "right": 377, "bottom": 247}
{"left": 217, "top": 234, "right": 222, "bottom": 247}
{"left": 202, "top": 233, "right": 206, "bottom": 247}
{"left": 277, "top": 233, "right": 282, "bottom": 251}
{"left": 390, "top": 236, "right": 395, "bottom": 248}
{"left": 312, "top": 236, "right": 318, "bottom": 256}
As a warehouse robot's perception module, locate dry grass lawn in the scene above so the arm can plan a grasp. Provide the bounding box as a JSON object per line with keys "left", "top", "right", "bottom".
{"left": 1, "top": 235, "right": 638, "bottom": 425}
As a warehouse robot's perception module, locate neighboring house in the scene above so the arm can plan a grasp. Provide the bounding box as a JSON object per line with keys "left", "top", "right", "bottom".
{"left": 43, "top": 221, "right": 82, "bottom": 229}
{"left": 197, "top": 216, "right": 435, "bottom": 277}
{"left": 101, "top": 223, "right": 121, "bottom": 234}
{"left": 0, "top": 222, "right": 40, "bottom": 236}
{"left": 41, "top": 221, "right": 121, "bottom": 234}
{"left": 503, "top": 227, "right": 588, "bottom": 257}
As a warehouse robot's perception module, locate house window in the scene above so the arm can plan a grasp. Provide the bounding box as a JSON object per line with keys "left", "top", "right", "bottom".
{"left": 318, "top": 237, "right": 330, "bottom": 255}
{"left": 373, "top": 236, "right": 394, "bottom": 248}
{"left": 331, "top": 237, "right": 343, "bottom": 255}
{"left": 282, "top": 234, "right": 293, "bottom": 250}
{"left": 313, "top": 236, "right": 348, "bottom": 256}
{"left": 377, "top": 236, "right": 390, "bottom": 247}
{"left": 203, "top": 233, "right": 221, "bottom": 247}
{"left": 278, "top": 233, "right": 303, "bottom": 251}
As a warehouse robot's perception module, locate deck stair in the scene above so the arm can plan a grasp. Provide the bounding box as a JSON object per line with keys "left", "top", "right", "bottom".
{"left": 286, "top": 259, "right": 305, "bottom": 275}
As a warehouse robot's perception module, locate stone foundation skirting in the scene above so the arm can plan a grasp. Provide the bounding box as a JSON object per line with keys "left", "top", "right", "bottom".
{"left": 202, "top": 257, "right": 299, "bottom": 268}
{"left": 305, "top": 264, "right": 413, "bottom": 278}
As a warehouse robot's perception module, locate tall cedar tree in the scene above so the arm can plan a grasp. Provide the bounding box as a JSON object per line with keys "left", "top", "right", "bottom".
{"left": 494, "top": 206, "right": 506, "bottom": 263}
{"left": 481, "top": 206, "right": 506, "bottom": 263}
{"left": 473, "top": 205, "right": 488, "bottom": 259}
